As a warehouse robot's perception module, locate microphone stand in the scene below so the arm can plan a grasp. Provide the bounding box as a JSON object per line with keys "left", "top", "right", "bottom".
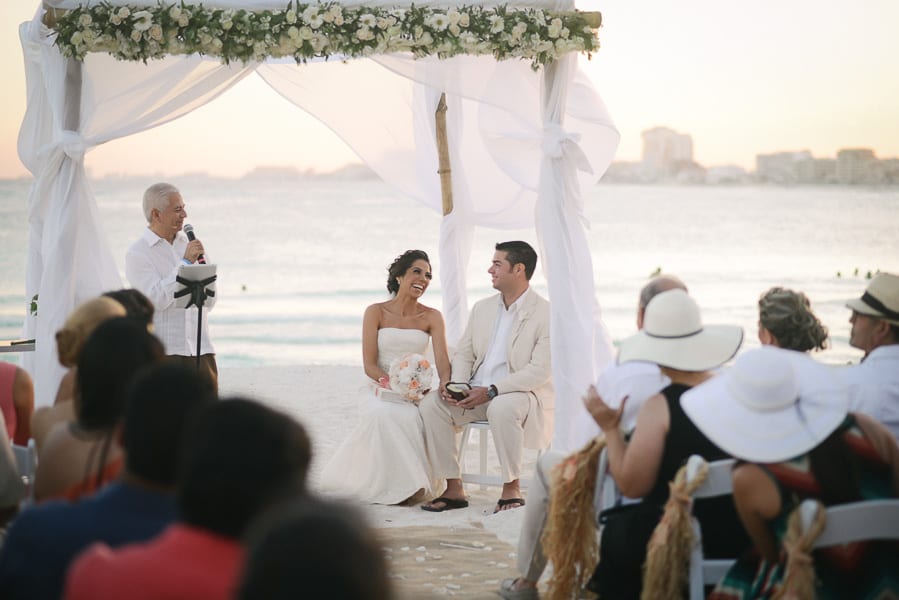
{"left": 174, "top": 273, "right": 217, "bottom": 371}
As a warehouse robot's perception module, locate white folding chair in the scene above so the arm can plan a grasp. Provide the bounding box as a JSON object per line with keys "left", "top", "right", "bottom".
{"left": 457, "top": 420, "right": 543, "bottom": 490}
{"left": 800, "top": 498, "right": 899, "bottom": 548}
{"left": 686, "top": 456, "right": 738, "bottom": 600}
{"left": 11, "top": 438, "right": 38, "bottom": 506}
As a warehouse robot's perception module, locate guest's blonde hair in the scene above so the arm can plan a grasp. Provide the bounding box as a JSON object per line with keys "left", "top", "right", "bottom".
{"left": 55, "top": 297, "right": 126, "bottom": 367}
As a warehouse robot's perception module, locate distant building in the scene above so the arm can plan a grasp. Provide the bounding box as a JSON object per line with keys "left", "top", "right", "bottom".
{"left": 796, "top": 157, "right": 836, "bottom": 184}
{"left": 836, "top": 148, "right": 880, "bottom": 184}
{"left": 641, "top": 127, "right": 694, "bottom": 181}
{"left": 755, "top": 151, "right": 813, "bottom": 184}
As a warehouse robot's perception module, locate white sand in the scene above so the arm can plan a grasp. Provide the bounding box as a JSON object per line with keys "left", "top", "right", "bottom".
{"left": 220, "top": 365, "right": 545, "bottom": 598}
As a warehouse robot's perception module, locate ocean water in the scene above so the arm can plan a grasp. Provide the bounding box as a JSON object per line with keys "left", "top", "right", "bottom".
{"left": 1, "top": 177, "right": 897, "bottom": 369}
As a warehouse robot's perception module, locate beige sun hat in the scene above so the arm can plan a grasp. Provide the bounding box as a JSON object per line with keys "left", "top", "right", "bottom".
{"left": 681, "top": 346, "right": 848, "bottom": 463}
{"left": 617, "top": 289, "right": 743, "bottom": 371}
{"left": 846, "top": 272, "right": 899, "bottom": 326}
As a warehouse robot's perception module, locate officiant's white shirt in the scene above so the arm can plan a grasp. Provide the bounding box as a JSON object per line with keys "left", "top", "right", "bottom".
{"left": 125, "top": 228, "right": 216, "bottom": 356}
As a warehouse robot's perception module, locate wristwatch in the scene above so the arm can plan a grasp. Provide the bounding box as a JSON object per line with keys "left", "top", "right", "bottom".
{"left": 487, "top": 384, "right": 498, "bottom": 400}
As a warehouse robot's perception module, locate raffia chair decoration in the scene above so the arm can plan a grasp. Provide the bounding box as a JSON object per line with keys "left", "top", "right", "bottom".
{"left": 542, "top": 435, "right": 607, "bottom": 600}
{"left": 771, "top": 499, "right": 826, "bottom": 600}
{"left": 641, "top": 456, "right": 710, "bottom": 600}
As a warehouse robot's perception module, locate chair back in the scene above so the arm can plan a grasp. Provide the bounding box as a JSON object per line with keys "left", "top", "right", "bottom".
{"left": 802, "top": 498, "right": 899, "bottom": 547}
{"left": 687, "top": 457, "right": 737, "bottom": 600}
{"left": 11, "top": 438, "right": 38, "bottom": 506}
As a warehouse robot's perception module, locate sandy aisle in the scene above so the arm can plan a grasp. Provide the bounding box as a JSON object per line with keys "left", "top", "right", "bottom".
{"left": 220, "top": 365, "right": 547, "bottom": 598}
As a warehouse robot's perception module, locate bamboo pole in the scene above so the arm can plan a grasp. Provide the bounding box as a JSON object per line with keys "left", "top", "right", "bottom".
{"left": 435, "top": 92, "right": 454, "bottom": 216}
{"left": 579, "top": 11, "right": 602, "bottom": 28}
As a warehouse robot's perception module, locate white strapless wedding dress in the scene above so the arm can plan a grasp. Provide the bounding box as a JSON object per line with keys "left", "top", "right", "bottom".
{"left": 319, "top": 328, "right": 438, "bottom": 505}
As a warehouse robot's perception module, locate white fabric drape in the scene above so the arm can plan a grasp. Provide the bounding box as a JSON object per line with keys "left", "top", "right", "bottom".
{"left": 535, "top": 56, "right": 617, "bottom": 452}
{"left": 46, "top": 0, "right": 565, "bottom": 9}
{"left": 20, "top": 4, "right": 620, "bottom": 450}
{"left": 19, "top": 12, "right": 253, "bottom": 407}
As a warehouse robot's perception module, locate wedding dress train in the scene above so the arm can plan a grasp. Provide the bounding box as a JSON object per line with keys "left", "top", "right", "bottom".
{"left": 319, "top": 328, "right": 438, "bottom": 505}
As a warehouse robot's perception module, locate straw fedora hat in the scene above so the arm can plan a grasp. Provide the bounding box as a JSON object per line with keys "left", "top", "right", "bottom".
{"left": 617, "top": 289, "right": 743, "bottom": 371}
{"left": 681, "top": 347, "right": 848, "bottom": 463}
{"left": 846, "top": 272, "right": 899, "bottom": 326}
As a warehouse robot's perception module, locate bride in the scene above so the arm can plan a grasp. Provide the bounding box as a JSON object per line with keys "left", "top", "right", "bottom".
{"left": 319, "top": 249, "right": 451, "bottom": 505}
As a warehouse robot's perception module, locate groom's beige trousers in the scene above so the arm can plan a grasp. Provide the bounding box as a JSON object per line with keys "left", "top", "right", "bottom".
{"left": 419, "top": 392, "right": 531, "bottom": 484}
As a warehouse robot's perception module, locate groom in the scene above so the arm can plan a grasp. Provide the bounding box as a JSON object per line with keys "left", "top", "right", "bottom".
{"left": 420, "top": 241, "right": 553, "bottom": 513}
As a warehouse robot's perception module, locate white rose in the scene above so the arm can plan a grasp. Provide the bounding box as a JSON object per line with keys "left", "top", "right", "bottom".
{"left": 132, "top": 11, "right": 153, "bottom": 32}
{"left": 287, "top": 26, "right": 299, "bottom": 39}
{"left": 355, "top": 27, "right": 374, "bottom": 41}
{"left": 78, "top": 13, "right": 92, "bottom": 27}
{"left": 322, "top": 12, "right": 334, "bottom": 23}
{"left": 560, "top": 27, "right": 569, "bottom": 39}
{"left": 310, "top": 33, "right": 329, "bottom": 52}
{"left": 418, "top": 31, "right": 433, "bottom": 46}
{"left": 286, "top": 9, "right": 297, "bottom": 24}
{"left": 110, "top": 14, "right": 121, "bottom": 25}
{"left": 448, "top": 23, "right": 460, "bottom": 36}
{"left": 298, "top": 26, "right": 313, "bottom": 40}
{"left": 458, "top": 13, "right": 470, "bottom": 28}
{"left": 333, "top": 14, "right": 344, "bottom": 26}
{"left": 130, "top": 29, "right": 142, "bottom": 42}
{"left": 212, "top": 38, "right": 223, "bottom": 50}
{"left": 547, "top": 22, "right": 562, "bottom": 39}
{"left": 178, "top": 14, "right": 189, "bottom": 27}
{"left": 447, "top": 9, "right": 461, "bottom": 25}
{"left": 148, "top": 24, "right": 163, "bottom": 41}
{"left": 222, "top": 19, "right": 233, "bottom": 30}
{"left": 199, "top": 32, "right": 212, "bottom": 45}
{"left": 169, "top": 6, "right": 181, "bottom": 19}
{"left": 117, "top": 7, "right": 130, "bottom": 19}
{"left": 71, "top": 31, "right": 84, "bottom": 45}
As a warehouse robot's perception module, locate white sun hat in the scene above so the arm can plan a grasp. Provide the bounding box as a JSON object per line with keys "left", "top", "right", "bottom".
{"left": 617, "top": 289, "right": 743, "bottom": 371}
{"left": 681, "top": 346, "right": 849, "bottom": 463}
{"left": 846, "top": 272, "right": 899, "bottom": 326}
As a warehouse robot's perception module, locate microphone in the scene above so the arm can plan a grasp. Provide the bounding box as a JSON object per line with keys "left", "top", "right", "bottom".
{"left": 182, "top": 224, "right": 206, "bottom": 264}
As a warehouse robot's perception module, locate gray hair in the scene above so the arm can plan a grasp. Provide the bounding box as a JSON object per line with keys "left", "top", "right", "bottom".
{"left": 639, "top": 274, "right": 688, "bottom": 310}
{"left": 142, "top": 183, "right": 180, "bottom": 223}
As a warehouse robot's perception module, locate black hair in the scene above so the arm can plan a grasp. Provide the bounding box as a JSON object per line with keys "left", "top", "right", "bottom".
{"left": 122, "top": 363, "right": 217, "bottom": 486}
{"left": 76, "top": 318, "right": 165, "bottom": 431}
{"left": 238, "top": 498, "right": 392, "bottom": 600}
{"left": 386, "top": 250, "right": 430, "bottom": 296}
{"left": 495, "top": 241, "right": 537, "bottom": 280}
{"left": 103, "top": 288, "right": 155, "bottom": 329}
{"left": 177, "top": 398, "right": 312, "bottom": 539}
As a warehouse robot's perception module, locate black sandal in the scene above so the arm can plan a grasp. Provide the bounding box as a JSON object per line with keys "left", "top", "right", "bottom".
{"left": 421, "top": 496, "right": 469, "bottom": 512}
{"left": 494, "top": 497, "right": 526, "bottom": 513}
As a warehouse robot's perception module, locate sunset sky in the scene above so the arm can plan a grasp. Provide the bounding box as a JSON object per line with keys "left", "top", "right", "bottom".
{"left": 1, "top": 1, "right": 898, "bottom": 178}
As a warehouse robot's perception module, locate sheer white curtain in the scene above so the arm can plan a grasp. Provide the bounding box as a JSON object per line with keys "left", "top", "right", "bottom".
{"left": 536, "top": 56, "right": 618, "bottom": 452}
{"left": 19, "top": 12, "right": 253, "bottom": 407}
{"left": 259, "top": 53, "right": 618, "bottom": 449}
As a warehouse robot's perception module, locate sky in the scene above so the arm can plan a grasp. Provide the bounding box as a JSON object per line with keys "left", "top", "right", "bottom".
{"left": 1, "top": 1, "right": 898, "bottom": 178}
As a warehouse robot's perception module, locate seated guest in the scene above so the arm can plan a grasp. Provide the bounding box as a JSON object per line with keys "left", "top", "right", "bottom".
{"left": 31, "top": 296, "right": 126, "bottom": 449}
{"left": 64, "top": 398, "right": 312, "bottom": 600}
{"left": 237, "top": 498, "right": 393, "bottom": 600}
{"left": 499, "top": 274, "right": 686, "bottom": 599}
{"left": 838, "top": 272, "right": 899, "bottom": 439}
{"left": 33, "top": 319, "right": 164, "bottom": 502}
{"left": 0, "top": 362, "right": 33, "bottom": 445}
{"left": 757, "top": 286, "right": 828, "bottom": 352}
{"left": 102, "top": 288, "right": 155, "bottom": 331}
{"left": 0, "top": 363, "right": 215, "bottom": 600}
{"left": 582, "top": 289, "right": 748, "bottom": 599}
{"left": 682, "top": 347, "right": 899, "bottom": 599}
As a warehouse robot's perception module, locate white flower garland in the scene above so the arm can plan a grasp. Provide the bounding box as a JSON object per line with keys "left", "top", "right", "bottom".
{"left": 52, "top": 2, "right": 600, "bottom": 69}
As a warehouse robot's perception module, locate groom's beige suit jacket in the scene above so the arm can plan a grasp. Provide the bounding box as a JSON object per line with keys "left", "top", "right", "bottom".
{"left": 452, "top": 289, "right": 554, "bottom": 449}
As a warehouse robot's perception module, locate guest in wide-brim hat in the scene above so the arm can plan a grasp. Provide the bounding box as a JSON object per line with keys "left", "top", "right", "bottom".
{"left": 617, "top": 288, "right": 743, "bottom": 371}
{"left": 682, "top": 346, "right": 848, "bottom": 463}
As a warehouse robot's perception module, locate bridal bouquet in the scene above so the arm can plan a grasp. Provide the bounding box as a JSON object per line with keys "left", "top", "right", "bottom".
{"left": 388, "top": 353, "right": 434, "bottom": 403}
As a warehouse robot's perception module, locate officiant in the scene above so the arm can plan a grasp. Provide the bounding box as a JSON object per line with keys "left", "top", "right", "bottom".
{"left": 125, "top": 183, "right": 218, "bottom": 392}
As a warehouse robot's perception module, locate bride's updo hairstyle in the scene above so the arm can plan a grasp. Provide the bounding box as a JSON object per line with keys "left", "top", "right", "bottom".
{"left": 386, "top": 250, "right": 430, "bottom": 296}
{"left": 758, "top": 286, "right": 829, "bottom": 352}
